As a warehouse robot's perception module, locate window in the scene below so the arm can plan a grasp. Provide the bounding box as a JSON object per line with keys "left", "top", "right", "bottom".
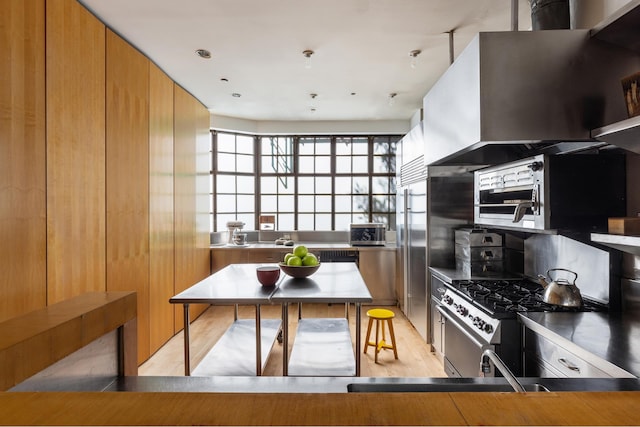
{"left": 210, "top": 131, "right": 398, "bottom": 232}
{"left": 212, "top": 132, "right": 256, "bottom": 231}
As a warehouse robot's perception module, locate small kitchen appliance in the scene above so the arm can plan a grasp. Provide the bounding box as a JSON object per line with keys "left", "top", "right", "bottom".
{"left": 350, "top": 223, "right": 386, "bottom": 246}
{"left": 455, "top": 228, "right": 504, "bottom": 276}
{"left": 474, "top": 154, "right": 626, "bottom": 232}
{"left": 226, "top": 221, "right": 245, "bottom": 245}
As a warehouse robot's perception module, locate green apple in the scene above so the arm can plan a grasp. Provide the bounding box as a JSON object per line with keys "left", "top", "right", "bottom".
{"left": 293, "top": 245, "right": 308, "bottom": 258}
{"left": 286, "top": 256, "right": 302, "bottom": 266}
{"left": 301, "top": 253, "right": 319, "bottom": 266}
{"left": 283, "top": 253, "right": 295, "bottom": 263}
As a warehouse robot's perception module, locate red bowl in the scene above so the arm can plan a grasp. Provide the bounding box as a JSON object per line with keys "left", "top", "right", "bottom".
{"left": 256, "top": 266, "right": 280, "bottom": 286}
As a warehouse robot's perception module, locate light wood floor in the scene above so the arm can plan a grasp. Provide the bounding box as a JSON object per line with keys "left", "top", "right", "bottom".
{"left": 139, "top": 303, "right": 447, "bottom": 378}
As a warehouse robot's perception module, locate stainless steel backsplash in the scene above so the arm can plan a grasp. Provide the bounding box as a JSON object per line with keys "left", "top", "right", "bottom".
{"left": 524, "top": 234, "right": 613, "bottom": 304}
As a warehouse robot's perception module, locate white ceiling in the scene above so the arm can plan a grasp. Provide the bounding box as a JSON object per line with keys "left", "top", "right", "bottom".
{"left": 78, "top": 0, "right": 533, "bottom": 122}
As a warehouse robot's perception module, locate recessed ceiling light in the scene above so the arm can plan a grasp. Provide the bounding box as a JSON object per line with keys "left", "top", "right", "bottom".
{"left": 388, "top": 93, "right": 397, "bottom": 106}
{"left": 232, "top": 93, "right": 241, "bottom": 98}
{"left": 196, "top": 49, "right": 211, "bottom": 59}
{"left": 302, "top": 50, "right": 314, "bottom": 69}
{"left": 409, "top": 50, "right": 421, "bottom": 68}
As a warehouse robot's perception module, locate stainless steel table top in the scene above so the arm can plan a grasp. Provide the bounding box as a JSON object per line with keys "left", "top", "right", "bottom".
{"left": 272, "top": 262, "right": 372, "bottom": 303}
{"left": 169, "top": 262, "right": 372, "bottom": 305}
{"left": 170, "top": 263, "right": 281, "bottom": 305}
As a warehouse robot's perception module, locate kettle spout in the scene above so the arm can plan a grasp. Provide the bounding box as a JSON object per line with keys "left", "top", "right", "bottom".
{"left": 537, "top": 274, "right": 549, "bottom": 289}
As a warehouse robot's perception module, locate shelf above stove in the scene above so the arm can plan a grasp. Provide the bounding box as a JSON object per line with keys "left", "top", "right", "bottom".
{"left": 591, "top": 233, "right": 640, "bottom": 256}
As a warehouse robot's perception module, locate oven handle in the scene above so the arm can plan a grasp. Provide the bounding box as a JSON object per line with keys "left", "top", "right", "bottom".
{"left": 436, "top": 305, "right": 486, "bottom": 349}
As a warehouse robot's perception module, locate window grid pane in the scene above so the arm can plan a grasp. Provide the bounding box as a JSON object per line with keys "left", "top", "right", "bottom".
{"left": 212, "top": 131, "right": 398, "bottom": 232}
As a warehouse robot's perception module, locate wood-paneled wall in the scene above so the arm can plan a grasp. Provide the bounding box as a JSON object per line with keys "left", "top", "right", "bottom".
{"left": 106, "top": 29, "right": 151, "bottom": 364}
{"left": 149, "top": 62, "right": 176, "bottom": 354}
{"left": 2, "top": 0, "right": 211, "bottom": 364}
{"left": 174, "top": 85, "right": 211, "bottom": 330}
{"left": 46, "top": 0, "right": 106, "bottom": 304}
{"left": 0, "top": 0, "right": 47, "bottom": 322}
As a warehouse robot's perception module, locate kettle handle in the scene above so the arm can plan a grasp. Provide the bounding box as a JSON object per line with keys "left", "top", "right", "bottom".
{"left": 546, "top": 268, "right": 578, "bottom": 284}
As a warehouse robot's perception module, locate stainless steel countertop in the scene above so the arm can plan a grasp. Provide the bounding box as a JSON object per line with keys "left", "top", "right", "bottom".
{"left": 211, "top": 242, "right": 397, "bottom": 250}
{"left": 519, "top": 311, "right": 640, "bottom": 378}
{"left": 105, "top": 375, "right": 640, "bottom": 393}
{"left": 14, "top": 375, "right": 640, "bottom": 393}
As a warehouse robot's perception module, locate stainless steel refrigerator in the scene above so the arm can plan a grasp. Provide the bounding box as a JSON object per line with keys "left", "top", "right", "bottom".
{"left": 397, "top": 156, "right": 428, "bottom": 341}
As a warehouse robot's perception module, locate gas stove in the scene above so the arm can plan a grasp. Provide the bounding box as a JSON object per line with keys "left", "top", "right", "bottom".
{"left": 431, "top": 271, "right": 608, "bottom": 378}
{"left": 441, "top": 278, "right": 607, "bottom": 344}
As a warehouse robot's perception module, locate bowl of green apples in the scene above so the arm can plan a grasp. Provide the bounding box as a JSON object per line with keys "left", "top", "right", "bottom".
{"left": 279, "top": 245, "right": 320, "bottom": 278}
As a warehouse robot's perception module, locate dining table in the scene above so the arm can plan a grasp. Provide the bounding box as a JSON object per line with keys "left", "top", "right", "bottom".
{"left": 169, "top": 262, "right": 373, "bottom": 377}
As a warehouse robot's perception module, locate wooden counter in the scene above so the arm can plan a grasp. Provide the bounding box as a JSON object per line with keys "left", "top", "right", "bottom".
{"left": 0, "top": 391, "right": 639, "bottom": 425}
{"left": 0, "top": 291, "right": 137, "bottom": 391}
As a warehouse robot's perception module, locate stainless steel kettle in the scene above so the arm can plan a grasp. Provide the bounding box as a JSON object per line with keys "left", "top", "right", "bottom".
{"left": 537, "top": 268, "right": 583, "bottom": 308}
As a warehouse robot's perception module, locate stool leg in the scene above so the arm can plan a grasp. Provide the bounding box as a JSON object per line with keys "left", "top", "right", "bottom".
{"left": 374, "top": 319, "right": 380, "bottom": 363}
{"left": 377, "top": 320, "right": 387, "bottom": 354}
{"left": 387, "top": 318, "right": 398, "bottom": 359}
{"left": 363, "top": 317, "right": 374, "bottom": 354}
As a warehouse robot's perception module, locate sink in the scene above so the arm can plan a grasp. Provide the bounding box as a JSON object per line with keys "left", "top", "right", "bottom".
{"left": 347, "top": 382, "right": 550, "bottom": 393}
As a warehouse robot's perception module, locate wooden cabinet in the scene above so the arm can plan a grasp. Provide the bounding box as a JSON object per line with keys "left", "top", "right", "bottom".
{"left": 174, "top": 84, "right": 211, "bottom": 330}
{"left": 46, "top": 0, "right": 106, "bottom": 305}
{"left": 211, "top": 249, "right": 249, "bottom": 273}
{"left": 248, "top": 248, "right": 292, "bottom": 264}
{"left": 1, "top": 0, "right": 211, "bottom": 364}
{"left": 149, "top": 63, "right": 175, "bottom": 354}
{"left": 211, "top": 247, "right": 290, "bottom": 273}
{"left": 0, "top": 0, "right": 46, "bottom": 322}
{"left": 106, "top": 29, "right": 150, "bottom": 363}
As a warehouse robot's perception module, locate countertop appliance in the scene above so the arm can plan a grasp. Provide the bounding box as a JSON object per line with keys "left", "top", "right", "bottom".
{"left": 349, "top": 223, "right": 386, "bottom": 246}
{"left": 431, "top": 268, "right": 606, "bottom": 378}
{"left": 474, "top": 154, "right": 626, "bottom": 232}
{"left": 455, "top": 228, "right": 504, "bottom": 277}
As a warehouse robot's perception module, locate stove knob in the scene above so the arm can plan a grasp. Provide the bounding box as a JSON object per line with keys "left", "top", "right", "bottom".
{"left": 527, "top": 161, "right": 543, "bottom": 172}
{"left": 457, "top": 306, "right": 468, "bottom": 316}
{"left": 443, "top": 295, "right": 453, "bottom": 305}
{"left": 484, "top": 324, "right": 494, "bottom": 334}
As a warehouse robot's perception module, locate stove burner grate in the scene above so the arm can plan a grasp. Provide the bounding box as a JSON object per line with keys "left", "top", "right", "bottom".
{"left": 450, "top": 278, "right": 607, "bottom": 315}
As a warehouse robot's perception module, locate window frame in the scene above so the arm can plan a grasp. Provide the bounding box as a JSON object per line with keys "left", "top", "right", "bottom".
{"left": 210, "top": 130, "right": 398, "bottom": 232}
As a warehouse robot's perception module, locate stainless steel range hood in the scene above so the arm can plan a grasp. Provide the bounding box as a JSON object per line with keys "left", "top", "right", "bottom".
{"left": 423, "top": 30, "right": 640, "bottom": 166}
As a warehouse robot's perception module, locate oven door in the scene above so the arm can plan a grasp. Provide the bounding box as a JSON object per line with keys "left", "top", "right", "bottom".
{"left": 437, "top": 306, "right": 493, "bottom": 377}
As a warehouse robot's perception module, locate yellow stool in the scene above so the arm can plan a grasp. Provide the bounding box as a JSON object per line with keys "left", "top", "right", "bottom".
{"left": 364, "top": 308, "right": 398, "bottom": 363}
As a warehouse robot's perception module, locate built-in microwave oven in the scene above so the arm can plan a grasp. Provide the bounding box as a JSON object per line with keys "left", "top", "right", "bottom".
{"left": 350, "top": 223, "right": 386, "bottom": 246}
{"left": 474, "top": 154, "right": 626, "bottom": 232}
